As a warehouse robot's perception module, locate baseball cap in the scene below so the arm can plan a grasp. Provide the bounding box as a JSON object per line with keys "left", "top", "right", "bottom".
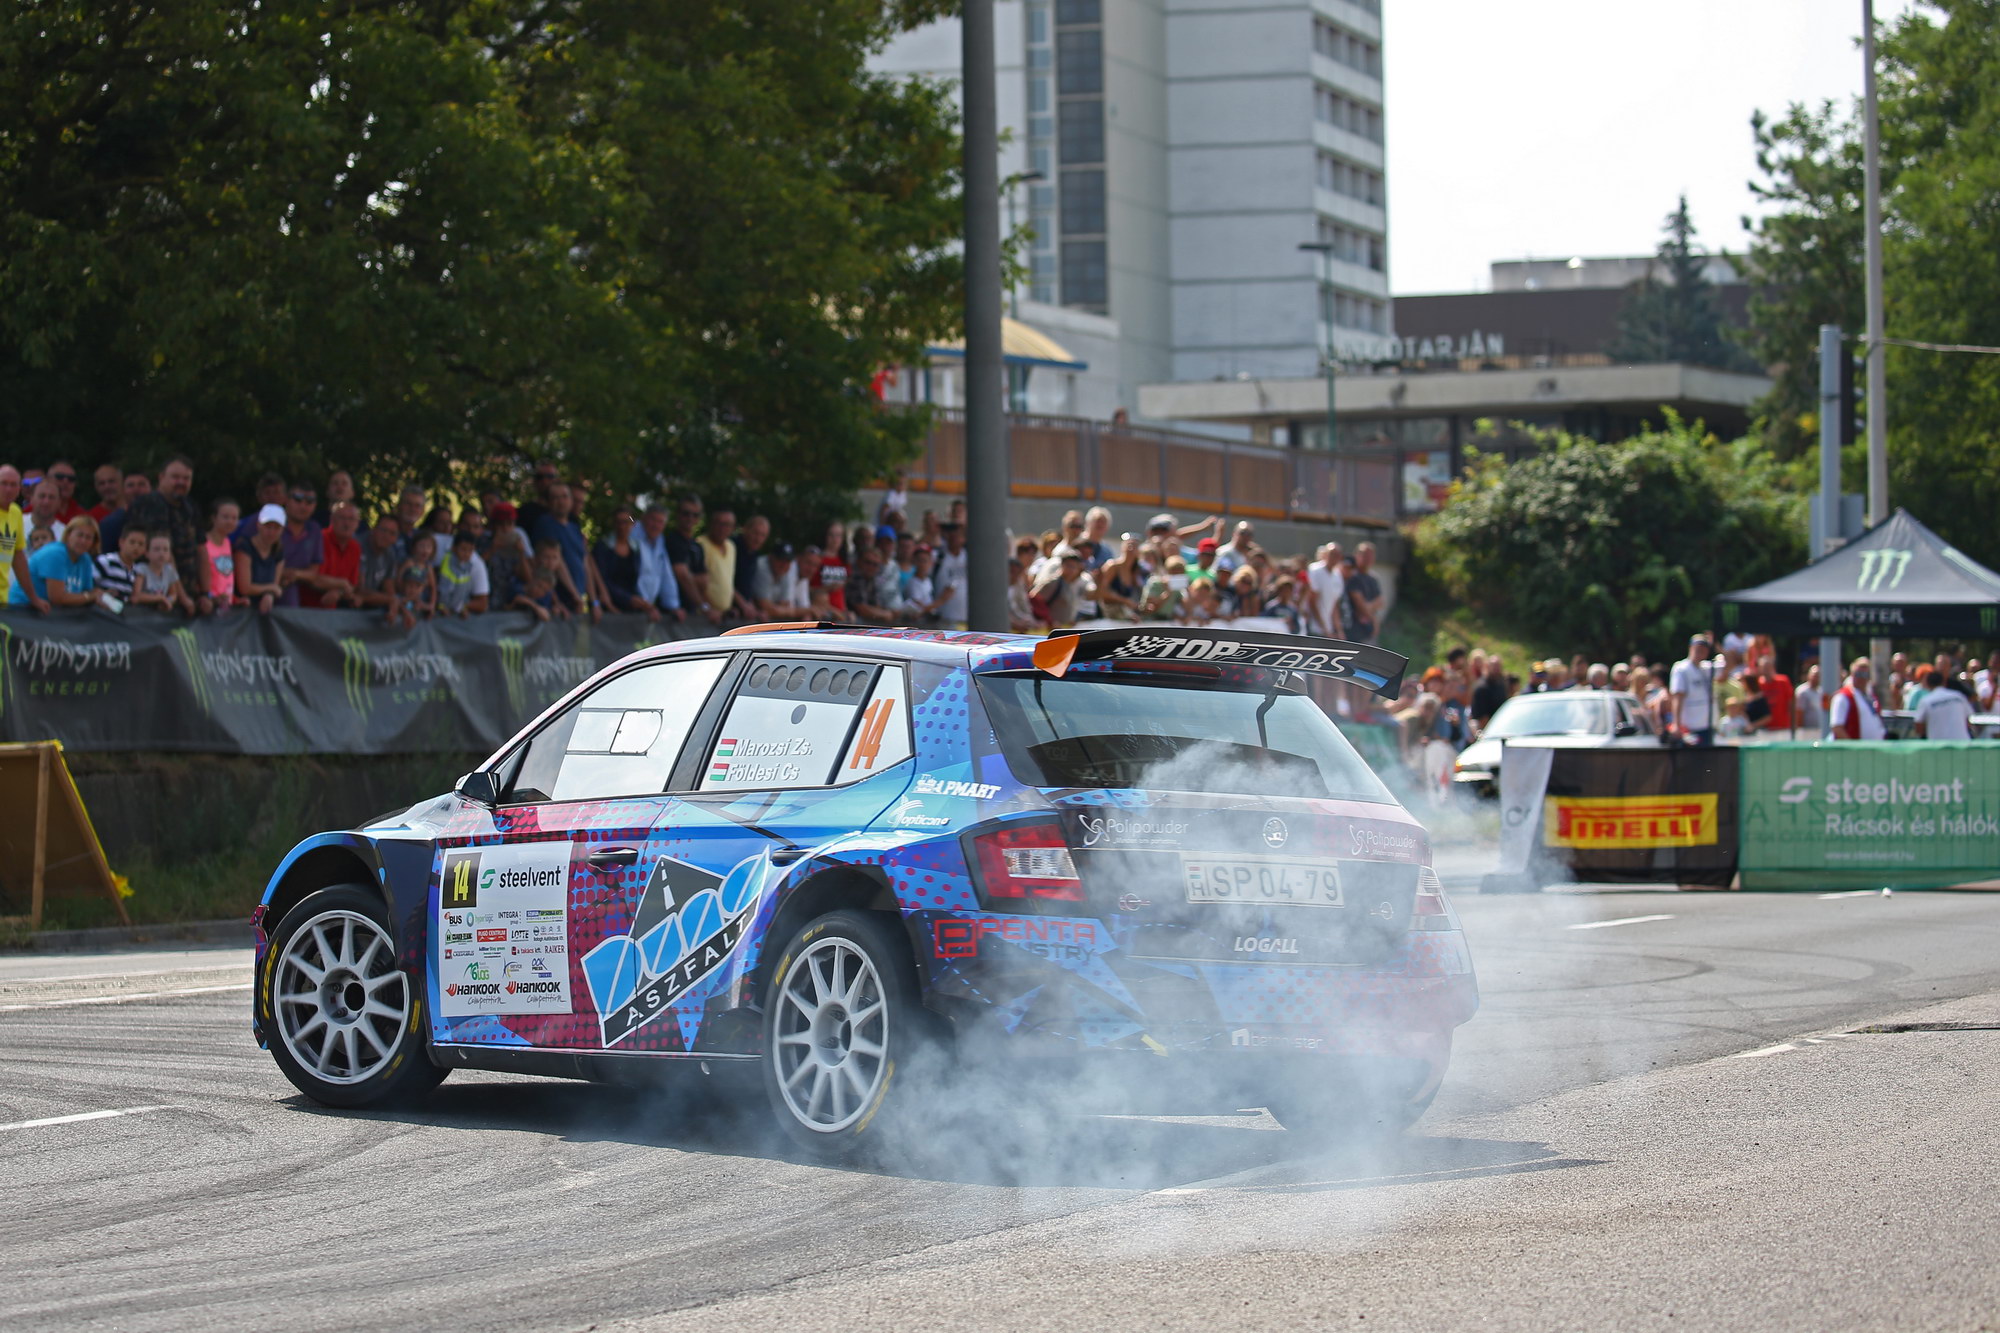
{"left": 490, "top": 501, "right": 518, "bottom": 521}
{"left": 771, "top": 542, "right": 795, "bottom": 559}
{"left": 1148, "top": 513, "right": 1175, "bottom": 531}
{"left": 257, "top": 503, "right": 286, "bottom": 526}
{"left": 875, "top": 523, "right": 898, "bottom": 541}
{"left": 1197, "top": 537, "right": 1219, "bottom": 552}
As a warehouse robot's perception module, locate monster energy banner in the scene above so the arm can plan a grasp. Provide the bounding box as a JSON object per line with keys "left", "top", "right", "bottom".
{"left": 0, "top": 609, "right": 723, "bottom": 755}
{"left": 1739, "top": 742, "right": 2000, "bottom": 890}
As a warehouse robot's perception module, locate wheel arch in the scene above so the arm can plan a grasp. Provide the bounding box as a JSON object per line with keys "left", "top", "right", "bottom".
{"left": 260, "top": 836, "right": 386, "bottom": 939}
{"left": 751, "top": 864, "right": 909, "bottom": 1006}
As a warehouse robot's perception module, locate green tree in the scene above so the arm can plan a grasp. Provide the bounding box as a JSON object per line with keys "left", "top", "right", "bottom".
{"left": 1607, "top": 196, "right": 1761, "bottom": 372}
{"left": 1414, "top": 420, "right": 1804, "bottom": 663}
{"left": 0, "top": 1, "right": 962, "bottom": 515}
{"left": 1742, "top": 0, "right": 2000, "bottom": 564}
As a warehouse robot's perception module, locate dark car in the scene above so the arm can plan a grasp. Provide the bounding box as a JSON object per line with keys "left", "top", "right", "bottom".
{"left": 251, "top": 625, "right": 1478, "bottom": 1157}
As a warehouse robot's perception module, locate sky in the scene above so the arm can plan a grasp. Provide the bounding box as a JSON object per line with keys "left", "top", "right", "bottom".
{"left": 1383, "top": 0, "right": 1924, "bottom": 294}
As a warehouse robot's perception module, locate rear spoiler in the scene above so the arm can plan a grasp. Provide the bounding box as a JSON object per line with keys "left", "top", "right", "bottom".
{"left": 1030, "top": 626, "right": 1408, "bottom": 699}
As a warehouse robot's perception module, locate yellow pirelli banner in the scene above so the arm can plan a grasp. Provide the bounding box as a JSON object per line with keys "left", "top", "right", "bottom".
{"left": 1543, "top": 794, "right": 1721, "bottom": 851}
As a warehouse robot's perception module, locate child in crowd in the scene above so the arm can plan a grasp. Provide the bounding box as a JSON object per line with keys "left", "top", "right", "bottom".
{"left": 133, "top": 531, "right": 195, "bottom": 615}
{"left": 510, "top": 568, "right": 566, "bottom": 621}
{"left": 204, "top": 500, "right": 241, "bottom": 613}
{"left": 1005, "top": 557, "right": 1036, "bottom": 633}
{"left": 95, "top": 527, "right": 148, "bottom": 606}
{"left": 435, "top": 531, "right": 490, "bottom": 617}
{"left": 901, "top": 544, "right": 943, "bottom": 625}
{"left": 389, "top": 532, "right": 438, "bottom": 627}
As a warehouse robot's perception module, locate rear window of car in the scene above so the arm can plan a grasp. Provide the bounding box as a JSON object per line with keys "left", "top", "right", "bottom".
{"left": 976, "top": 672, "right": 1394, "bottom": 803}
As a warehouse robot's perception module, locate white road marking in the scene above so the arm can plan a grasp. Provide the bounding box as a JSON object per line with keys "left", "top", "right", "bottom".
{"left": 3, "top": 962, "right": 248, "bottom": 985}
{"left": 0, "top": 983, "right": 251, "bottom": 1013}
{"left": 1733, "top": 1034, "right": 1856, "bottom": 1059}
{"left": 0, "top": 1106, "right": 174, "bottom": 1132}
{"left": 1566, "top": 914, "right": 1675, "bottom": 931}
{"left": 1818, "top": 889, "right": 1879, "bottom": 900}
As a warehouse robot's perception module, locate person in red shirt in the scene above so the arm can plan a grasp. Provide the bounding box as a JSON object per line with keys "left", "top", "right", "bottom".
{"left": 312, "top": 501, "right": 366, "bottom": 607}
{"left": 1756, "top": 652, "right": 1795, "bottom": 732}
{"left": 45, "top": 460, "right": 86, "bottom": 522}
{"left": 87, "top": 463, "right": 123, "bottom": 520}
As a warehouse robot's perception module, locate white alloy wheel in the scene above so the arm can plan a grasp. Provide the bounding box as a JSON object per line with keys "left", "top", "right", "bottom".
{"left": 772, "top": 936, "right": 890, "bottom": 1134}
{"left": 275, "top": 908, "right": 411, "bottom": 1085}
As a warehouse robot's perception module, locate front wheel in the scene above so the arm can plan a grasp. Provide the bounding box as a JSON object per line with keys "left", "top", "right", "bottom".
{"left": 263, "top": 885, "right": 446, "bottom": 1107}
{"left": 761, "top": 909, "right": 934, "bottom": 1161}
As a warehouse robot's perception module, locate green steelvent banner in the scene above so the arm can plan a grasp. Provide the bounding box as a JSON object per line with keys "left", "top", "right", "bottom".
{"left": 1739, "top": 742, "right": 2000, "bottom": 890}
{"left": 0, "top": 609, "right": 723, "bottom": 756}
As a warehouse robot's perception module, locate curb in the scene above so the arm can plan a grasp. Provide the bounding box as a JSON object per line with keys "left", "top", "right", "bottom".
{"left": 7, "top": 918, "right": 253, "bottom": 953}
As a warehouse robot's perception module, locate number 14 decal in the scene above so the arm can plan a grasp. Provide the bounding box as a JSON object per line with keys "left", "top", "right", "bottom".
{"left": 848, "top": 699, "right": 894, "bottom": 770}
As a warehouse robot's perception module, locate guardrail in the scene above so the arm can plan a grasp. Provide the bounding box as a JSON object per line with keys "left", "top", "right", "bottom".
{"left": 903, "top": 409, "right": 1399, "bottom": 527}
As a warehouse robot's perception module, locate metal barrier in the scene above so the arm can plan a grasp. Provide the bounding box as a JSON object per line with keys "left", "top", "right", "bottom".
{"left": 903, "top": 410, "right": 1399, "bottom": 526}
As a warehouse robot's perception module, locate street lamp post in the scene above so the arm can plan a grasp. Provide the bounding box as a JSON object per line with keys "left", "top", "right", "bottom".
{"left": 1298, "top": 242, "right": 1340, "bottom": 515}
{"left": 962, "top": 0, "right": 1008, "bottom": 632}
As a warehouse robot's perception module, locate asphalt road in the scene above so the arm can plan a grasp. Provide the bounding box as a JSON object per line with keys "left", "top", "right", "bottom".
{"left": 5, "top": 887, "right": 2000, "bottom": 1331}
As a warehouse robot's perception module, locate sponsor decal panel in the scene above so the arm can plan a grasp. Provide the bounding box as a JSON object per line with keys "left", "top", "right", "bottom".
{"left": 1741, "top": 747, "right": 2000, "bottom": 881}
{"left": 1542, "top": 795, "right": 1719, "bottom": 850}
{"left": 580, "top": 854, "right": 772, "bottom": 1047}
{"left": 912, "top": 775, "right": 1001, "bottom": 801}
{"left": 437, "top": 842, "right": 573, "bottom": 1017}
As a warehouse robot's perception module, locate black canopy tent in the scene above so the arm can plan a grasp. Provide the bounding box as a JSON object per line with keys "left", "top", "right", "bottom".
{"left": 1716, "top": 509, "right": 2000, "bottom": 640}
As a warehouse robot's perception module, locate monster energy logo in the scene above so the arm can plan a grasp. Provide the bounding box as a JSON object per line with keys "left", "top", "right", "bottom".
{"left": 1856, "top": 548, "right": 1912, "bottom": 592}
{"left": 172, "top": 626, "right": 211, "bottom": 714}
{"left": 499, "top": 637, "right": 526, "bottom": 717}
{"left": 1983, "top": 607, "right": 1996, "bottom": 634}
{"left": 1720, "top": 602, "right": 1739, "bottom": 630}
{"left": 341, "top": 638, "right": 372, "bottom": 718}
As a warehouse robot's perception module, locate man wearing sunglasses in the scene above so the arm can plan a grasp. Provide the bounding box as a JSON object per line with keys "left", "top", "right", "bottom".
{"left": 45, "top": 460, "right": 86, "bottom": 523}
{"left": 276, "top": 486, "right": 326, "bottom": 608}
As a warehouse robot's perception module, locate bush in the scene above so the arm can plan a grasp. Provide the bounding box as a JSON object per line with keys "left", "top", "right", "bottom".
{"left": 1414, "top": 419, "right": 1803, "bottom": 664}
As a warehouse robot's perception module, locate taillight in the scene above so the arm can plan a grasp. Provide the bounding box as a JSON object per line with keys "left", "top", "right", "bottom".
{"left": 1409, "top": 866, "right": 1459, "bottom": 931}
{"left": 968, "top": 821, "right": 1084, "bottom": 905}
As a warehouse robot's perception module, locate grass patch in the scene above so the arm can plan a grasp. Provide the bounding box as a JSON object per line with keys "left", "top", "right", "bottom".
{"left": 1381, "top": 589, "right": 1545, "bottom": 678}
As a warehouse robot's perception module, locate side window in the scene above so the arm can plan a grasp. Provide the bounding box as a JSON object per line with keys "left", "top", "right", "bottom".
{"left": 838, "top": 662, "right": 913, "bottom": 778}
{"left": 700, "top": 657, "right": 905, "bottom": 792}
{"left": 506, "top": 656, "right": 728, "bottom": 804}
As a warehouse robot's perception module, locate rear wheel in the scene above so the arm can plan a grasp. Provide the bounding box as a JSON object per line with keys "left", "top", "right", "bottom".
{"left": 1269, "top": 1081, "right": 1436, "bottom": 1142}
{"left": 761, "top": 909, "right": 934, "bottom": 1161}
{"left": 264, "top": 885, "right": 446, "bottom": 1108}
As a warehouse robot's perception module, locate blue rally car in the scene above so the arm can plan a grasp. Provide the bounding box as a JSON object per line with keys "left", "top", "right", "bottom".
{"left": 252, "top": 624, "right": 1478, "bottom": 1156}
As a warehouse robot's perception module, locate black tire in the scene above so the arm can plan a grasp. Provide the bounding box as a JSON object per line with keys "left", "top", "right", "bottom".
{"left": 1268, "top": 1079, "right": 1436, "bottom": 1142}
{"left": 262, "top": 885, "right": 446, "bottom": 1108}
{"left": 760, "top": 909, "right": 937, "bottom": 1162}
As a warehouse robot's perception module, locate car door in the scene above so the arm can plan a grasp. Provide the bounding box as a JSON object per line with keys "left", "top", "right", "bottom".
{"left": 573, "top": 653, "right": 917, "bottom": 1055}
{"left": 430, "top": 651, "right": 732, "bottom": 1052}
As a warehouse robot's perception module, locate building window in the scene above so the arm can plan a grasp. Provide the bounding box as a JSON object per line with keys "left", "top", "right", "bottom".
{"left": 1055, "top": 0, "right": 1100, "bottom": 23}
{"left": 1055, "top": 29, "right": 1102, "bottom": 94}
{"left": 1029, "top": 77, "right": 1049, "bottom": 113}
{"left": 1058, "top": 99, "right": 1103, "bottom": 164}
{"left": 1061, "top": 239, "right": 1107, "bottom": 308}
{"left": 1027, "top": 5, "right": 1048, "bottom": 43}
{"left": 1060, "top": 168, "right": 1105, "bottom": 235}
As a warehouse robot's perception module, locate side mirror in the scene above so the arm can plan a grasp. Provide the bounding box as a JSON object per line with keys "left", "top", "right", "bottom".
{"left": 455, "top": 770, "right": 501, "bottom": 806}
{"left": 1613, "top": 722, "right": 1639, "bottom": 737}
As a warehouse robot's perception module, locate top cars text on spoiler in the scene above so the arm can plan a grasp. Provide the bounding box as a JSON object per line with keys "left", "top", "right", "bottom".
{"left": 1030, "top": 625, "right": 1409, "bottom": 698}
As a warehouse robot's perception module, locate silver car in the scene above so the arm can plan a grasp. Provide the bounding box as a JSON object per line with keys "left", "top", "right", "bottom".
{"left": 1452, "top": 689, "right": 1656, "bottom": 796}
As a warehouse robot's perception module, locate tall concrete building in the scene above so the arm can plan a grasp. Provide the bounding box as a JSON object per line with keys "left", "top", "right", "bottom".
{"left": 871, "top": 0, "right": 1389, "bottom": 415}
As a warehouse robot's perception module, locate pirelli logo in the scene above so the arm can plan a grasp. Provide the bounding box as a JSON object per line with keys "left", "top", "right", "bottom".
{"left": 1543, "top": 795, "right": 1719, "bottom": 849}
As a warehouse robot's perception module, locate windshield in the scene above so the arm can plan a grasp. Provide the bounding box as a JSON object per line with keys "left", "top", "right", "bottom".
{"left": 1483, "top": 694, "right": 1611, "bottom": 739}
{"left": 977, "top": 672, "right": 1395, "bottom": 803}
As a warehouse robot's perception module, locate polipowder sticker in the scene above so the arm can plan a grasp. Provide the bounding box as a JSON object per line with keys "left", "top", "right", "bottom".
{"left": 437, "top": 841, "right": 573, "bottom": 1017}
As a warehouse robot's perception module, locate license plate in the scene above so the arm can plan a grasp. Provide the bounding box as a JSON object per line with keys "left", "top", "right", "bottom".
{"left": 1183, "top": 858, "right": 1343, "bottom": 908}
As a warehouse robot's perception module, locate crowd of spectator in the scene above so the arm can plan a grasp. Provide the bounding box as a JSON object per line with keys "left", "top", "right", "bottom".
{"left": 0, "top": 457, "right": 1396, "bottom": 642}
{"left": 1382, "top": 631, "right": 2000, "bottom": 779}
